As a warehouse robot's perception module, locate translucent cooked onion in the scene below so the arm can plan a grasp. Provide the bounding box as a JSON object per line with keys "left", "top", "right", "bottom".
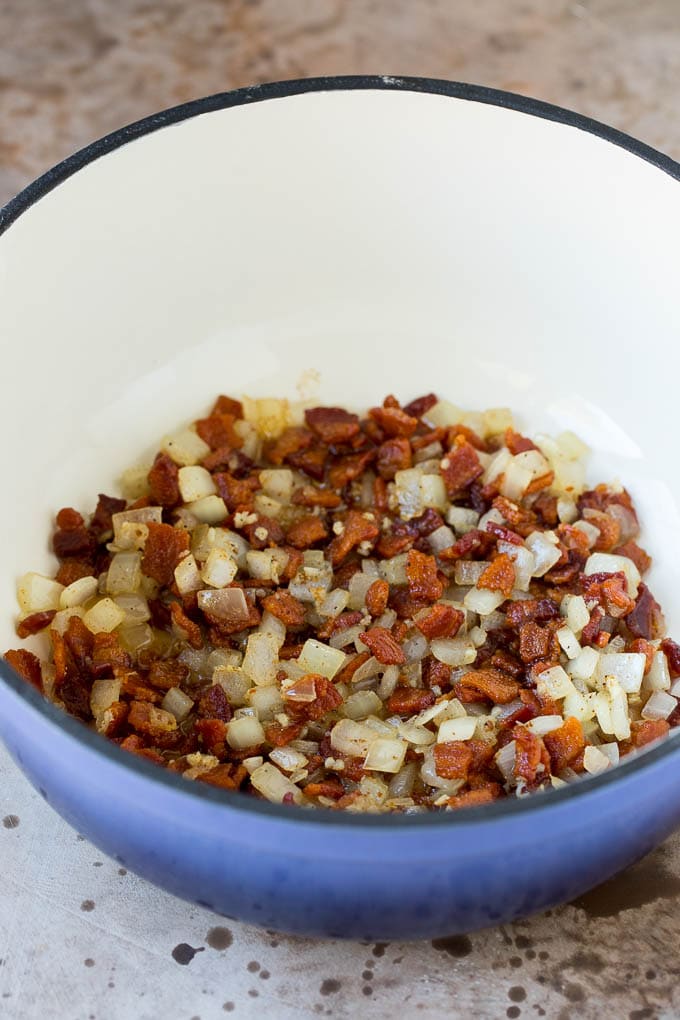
{"left": 525, "top": 530, "right": 561, "bottom": 577}
{"left": 430, "top": 637, "right": 476, "bottom": 667}
{"left": 17, "top": 573, "right": 64, "bottom": 614}
{"left": 242, "top": 632, "right": 280, "bottom": 686}
{"left": 197, "top": 586, "right": 250, "bottom": 627}
{"left": 106, "top": 552, "right": 142, "bottom": 596}
{"left": 428, "top": 524, "right": 456, "bottom": 554}
{"left": 319, "top": 588, "right": 351, "bottom": 619}
{"left": 584, "top": 552, "right": 641, "bottom": 598}
{"left": 331, "top": 719, "right": 378, "bottom": 756}
{"left": 112, "top": 506, "right": 162, "bottom": 548}
{"left": 387, "top": 762, "right": 417, "bottom": 798}
{"left": 161, "top": 686, "right": 194, "bottom": 722}
{"left": 454, "top": 561, "right": 487, "bottom": 586}
{"left": 378, "top": 553, "right": 408, "bottom": 586}
{"left": 330, "top": 624, "right": 364, "bottom": 650}
{"left": 363, "top": 737, "right": 408, "bottom": 773}
{"left": 641, "top": 690, "right": 677, "bottom": 721}
{"left": 90, "top": 678, "right": 121, "bottom": 717}
{"left": 250, "top": 762, "right": 303, "bottom": 804}
{"left": 343, "top": 690, "right": 383, "bottom": 720}
{"left": 464, "top": 588, "right": 505, "bottom": 616}
{"left": 402, "top": 633, "right": 429, "bottom": 663}
{"left": 298, "top": 638, "right": 346, "bottom": 679}
{"left": 644, "top": 651, "right": 671, "bottom": 692}
{"left": 227, "top": 715, "right": 266, "bottom": 749}
{"left": 247, "top": 684, "right": 283, "bottom": 720}
{"left": 214, "top": 665, "right": 251, "bottom": 706}
{"left": 59, "top": 575, "right": 98, "bottom": 609}
{"left": 595, "top": 652, "right": 646, "bottom": 694}
{"left": 494, "top": 741, "right": 517, "bottom": 782}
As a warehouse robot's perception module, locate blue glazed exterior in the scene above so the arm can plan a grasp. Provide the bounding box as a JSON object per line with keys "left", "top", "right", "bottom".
{"left": 1, "top": 78, "right": 679, "bottom": 940}
{"left": 2, "top": 673, "right": 680, "bottom": 939}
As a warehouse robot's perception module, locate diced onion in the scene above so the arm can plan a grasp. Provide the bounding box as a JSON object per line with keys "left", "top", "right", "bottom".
{"left": 174, "top": 553, "right": 203, "bottom": 594}
{"left": 330, "top": 624, "right": 364, "bottom": 650}
{"left": 583, "top": 745, "right": 611, "bottom": 775}
{"left": 536, "top": 665, "right": 574, "bottom": 700}
{"left": 378, "top": 554, "right": 408, "bottom": 586}
{"left": 561, "top": 594, "right": 590, "bottom": 635}
{"left": 60, "top": 575, "right": 98, "bottom": 609}
{"left": 270, "top": 746, "right": 308, "bottom": 772}
{"left": 446, "top": 506, "right": 480, "bottom": 534}
{"left": 331, "top": 719, "right": 379, "bottom": 756}
{"left": 298, "top": 638, "right": 345, "bottom": 679}
{"left": 107, "top": 552, "right": 142, "bottom": 595}
{"left": 260, "top": 468, "right": 293, "bottom": 502}
{"left": 567, "top": 646, "right": 600, "bottom": 683}
{"left": 430, "top": 637, "right": 477, "bottom": 667}
{"left": 161, "top": 427, "right": 211, "bottom": 466}
{"left": 161, "top": 687, "right": 194, "bottom": 721}
{"left": 525, "top": 715, "right": 564, "bottom": 736}
{"left": 242, "top": 632, "right": 279, "bottom": 686}
{"left": 347, "top": 571, "right": 375, "bottom": 610}
{"left": 319, "top": 588, "right": 350, "bottom": 619}
{"left": 494, "top": 741, "right": 517, "bottom": 782}
{"left": 90, "top": 678, "right": 121, "bottom": 718}
{"left": 112, "top": 507, "right": 162, "bottom": 547}
{"left": 573, "top": 520, "right": 600, "bottom": 547}
{"left": 214, "top": 666, "right": 251, "bottom": 706}
{"left": 524, "top": 531, "right": 562, "bottom": 577}
{"left": 644, "top": 651, "right": 671, "bottom": 692}
{"left": 258, "top": 610, "right": 286, "bottom": 649}
{"left": 198, "top": 587, "right": 250, "bottom": 628}
{"left": 17, "top": 573, "right": 65, "bottom": 614}
{"left": 178, "top": 465, "right": 217, "bottom": 503}
{"left": 595, "top": 652, "right": 646, "bottom": 694}
{"left": 641, "top": 690, "right": 677, "bottom": 721}
{"left": 248, "top": 684, "right": 284, "bottom": 720}
{"left": 464, "top": 587, "right": 505, "bottom": 615}
{"left": 190, "top": 495, "right": 229, "bottom": 524}
{"left": 428, "top": 525, "right": 456, "bottom": 554}
{"left": 250, "top": 762, "right": 303, "bottom": 804}
{"left": 437, "top": 716, "right": 476, "bottom": 742}
{"left": 454, "top": 561, "right": 487, "bottom": 586}
{"left": 364, "top": 737, "right": 407, "bottom": 774}
{"left": 201, "top": 547, "right": 238, "bottom": 588}
{"left": 343, "top": 690, "right": 383, "bottom": 720}
{"left": 227, "top": 715, "right": 266, "bottom": 749}
{"left": 556, "top": 626, "right": 581, "bottom": 660}
{"left": 83, "top": 598, "right": 126, "bottom": 634}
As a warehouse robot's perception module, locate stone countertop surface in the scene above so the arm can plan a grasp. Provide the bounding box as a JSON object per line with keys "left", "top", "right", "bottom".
{"left": 1, "top": 2, "right": 680, "bottom": 1019}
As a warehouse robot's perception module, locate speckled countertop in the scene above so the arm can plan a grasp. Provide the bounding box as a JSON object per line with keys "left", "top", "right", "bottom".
{"left": 2, "top": 2, "right": 680, "bottom": 1019}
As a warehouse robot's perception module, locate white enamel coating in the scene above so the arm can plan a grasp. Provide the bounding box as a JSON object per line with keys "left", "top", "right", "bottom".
{"left": 0, "top": 87, "right": 679, "bottom": 653}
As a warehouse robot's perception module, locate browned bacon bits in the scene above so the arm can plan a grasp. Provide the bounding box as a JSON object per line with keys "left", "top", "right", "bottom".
{"left": 5, "top": 393, "right": 680, "bottom": 813}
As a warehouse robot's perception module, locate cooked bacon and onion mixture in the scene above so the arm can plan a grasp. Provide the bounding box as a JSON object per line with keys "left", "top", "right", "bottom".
{"left": 6, "top": 393, "right": 680, "bottom": 813}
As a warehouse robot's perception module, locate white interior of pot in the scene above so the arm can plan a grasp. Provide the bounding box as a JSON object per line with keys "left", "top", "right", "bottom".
{"left": 1, "top": 87, "right": 679, "bottom": 650}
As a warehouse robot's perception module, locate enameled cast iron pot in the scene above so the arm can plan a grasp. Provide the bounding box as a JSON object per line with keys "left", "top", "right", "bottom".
{"left": 1, "top": 78, "right": 679, "bottom": 939}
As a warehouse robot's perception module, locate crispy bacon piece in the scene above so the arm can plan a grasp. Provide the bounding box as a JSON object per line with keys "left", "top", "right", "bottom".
{"left": 148, "top": 452, "right": 181, "bottom": 507}
{"left": 518, "top": 622, "right": 557, "bottom": 665}
{"left": 148, "top": 659, "right": 190, "bottom": 690}
{"left": 386, "top": 688, "right": 435, "bottom": 715}
{"left": 456, "top": 669, "right": 520, "bottom": 705}
{"left": 333, "top": 651, "right": 371, "bottom": 686}
{"left": 303, "top": 778, "right": 345, "bottom": 800}
{"left": 170, "top": 601, "right": 203, "bottom": 649}
{"left": 477, "top": 553, "right": 515, "bottom": 597}
{"left": 492, "top": 496, "right": 537, "bottom": 537}
{"left": 91, "top": 633, "right": 132, "bottom": 677}
{"left": 16, "top": 611, "right": 56, "bottom": 638}
{"left": 361, "top": 626, "right": 405, "bottom": 665}
{"left": 505, "top": 598, "right": 559, "bottom": 627}
{"left": 369, "top": 406, "right": 418, "bottom": 438}
{"left": 628, "top": 719, "right": 670, "bottom": 749}
{"left": 365, "top": 579, "right": 390, "bottom": 617}
{"left": 328, "top": 450, "right": 375, "bottom": 489}
{"left": 293, "top": 485, "right": 342, "bottom": 509}
{"left": 626, "top": 583, "right": 665, "bottom": 640}
{"left": 317, "top": 611, "right": 363, "bottom": 641}
{"left": 533, "top": 492, "right": 559, "bottom": 527}
{"left": 90, "top": 493, "right": 127, "bottom": 541}
{"left": 243, "top": 514, "right": 284, "bottom": 550}
{"left": 485, "top": 521, "right": 523, "bottom": 545}
{"left": 265, "top": 720, "right": 305, "bottom": 747}
{"left": 196, "top": 412, "right": 241, "bottom": 451}
{"left": 614, "top": 540, "right": 651, "bottom": 574}
{"left": 4, "top": 648, "right": 43, "bottom": 691}
{"left": 434, "top": 741, "right": 473, "bottom": 780}
{"left": 440, "top": 438, "right": 483, "bottom": 497}
{"left": 53, "top": 508, "right": 95, "bottom": 559}
{"left": 286, "top": 514, "right": 328, "bottom": 550}
{"left": 422, "top": 657, "right": 452, "bottom": 690}
{"left": 261, "top": 589, "right": 306, "bottom": 627}
{"left": 376, "top": 437, "right": 412, "bottom": 480}
{"left": 543, "top": 717, "right": 585, "bottom": 772}
{"left": 661, "top": 638, "right": 680, "bottom": 677}
{"left": 415, "top": 604, "right": 464, "bottom": 640}
{"left": 305, "top": 407, "right": 360, "bottom": 445}
{"left": 56, "top": 558, "right": 94, "bottom": 586}
{"left": 512, "top": 724, "right": 551, "bottom": 784}
{"left": 213, "top": 472, "right": 260, "bottom": 511}
{"left": 403, "top": 393, "right": 438, "bottom": 419}
{"left": 406, "top": 549, "right": 443, "bottom": 602}
{"left": 197, "top": 683, "right": 232, "bottom": 722}
{"left": 286, "top": 675, "right": 343, "bottom": 721}
{"left": 128, "top": 701, "right": 177, "bottom": 736}
{"left": 447, "top": 786, "right": 501, "bottom": 810}
{"left": 581, "top": 571, "right": 635, "bottom": 619}
{"left": 328, "top": 510, "right": 380, "bottom": 565}
{"left": 198, "top": 763, "right": 247, "bottom": 790}
{"left": 141, "top": 521, "right": 190, "bottom": 586}
{"left": 438, "top": 529, "right": 495, "bottom": 562}
{"left": 504, "top": 428, "right": 538, "bottom": 455}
